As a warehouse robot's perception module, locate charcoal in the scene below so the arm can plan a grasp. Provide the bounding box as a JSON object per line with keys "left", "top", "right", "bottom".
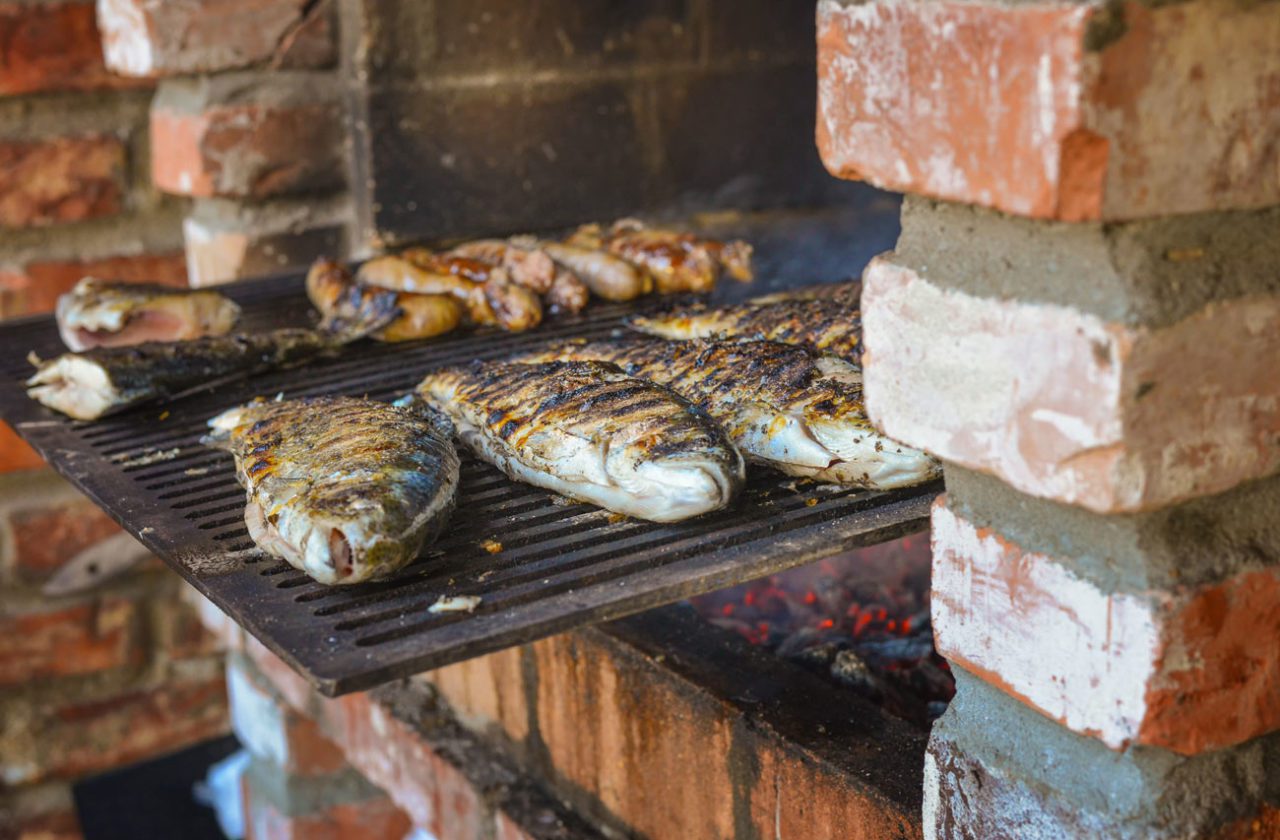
{"left": 853, "top": 635, "right": 935, "bottom": 664}
{"left": 829, "top": 649, "right": 885, "bottom": 699}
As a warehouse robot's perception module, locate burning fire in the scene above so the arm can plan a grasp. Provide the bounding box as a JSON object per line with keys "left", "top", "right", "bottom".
{"left": 690, "top": 532, "right": 954, "bottom": 726}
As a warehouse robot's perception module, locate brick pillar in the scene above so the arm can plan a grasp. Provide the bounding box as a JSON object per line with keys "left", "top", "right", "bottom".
{"left": 97, "top": 0, "right": 349, "bottom": 286}
{"left": 817, "top": 0, "right": 1280, "bottom": 836}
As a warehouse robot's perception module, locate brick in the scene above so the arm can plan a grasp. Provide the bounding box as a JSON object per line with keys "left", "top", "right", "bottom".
{"left": 179, "top": 583, "right": 244, "bottom": 652}
{"left": 151, "top": 76, "right": 344, "bottom": 199}
{"left": 0, "top": 252, "right": 187, "bottom": 320}
{"left": 0, "top": 136, "right": 125, "bottom": 228}
{"left": 152, "top": 587, "right": 224, "bottom": 661}
{"left": 861, "top": 252, "right": 1280, "bottom": 513}
{"left": 183, "top": 198, "right": 347, "bottom": 286}
{"left": 0, "top": 422, "right": 43, "bottom": 473}
{"left": 7, "top": 495, "right": 122, "bottom": 583}
{"left": 924, "top": 668, "right": 1280, "bottom": 839}
{"left": 243, "top": 782, "right": 411, "bottom": 840}
{"left": 1, "top": 672, "right": 228, "bottom": 785}
{"left": 932, "top": 496, "right": 1280, "bottom": 755}
{"left": 532, "top": 632, "right": 738, "bottom": 840}
{"left": 5, "top": 808, "right": 83, "bottom": 840}
{"left": 816, "top": 0, "right": 1280, "bottom": 220}
{"left": 0, "top": 1, "right": 143, "bottom": 96}
{"left": 0, "top": 599, "right": 143, "bottom": 688}
{"left": 228, "top": 658, "right": 347, "bottom": 777}
{"left": 97, "top": 0, "right": 333, "bottom": 77}
{"left": 420, "top": 646, "right": 528, "bottom": 744}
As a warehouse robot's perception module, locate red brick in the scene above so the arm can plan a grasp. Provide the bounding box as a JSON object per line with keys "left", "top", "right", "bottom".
{"left": 0, "top": 673, "right": 229, "bottom": 785}
{"left": 151, "top": 102, "right": 344, "bottom": 199}
{"left": 227, "top": 658, "right": 347, "bottom": 777}
{"left": 862, "top": 253, "right": 1280, "bottom": 513}
{"left": 241, "top": 777, "right": 411, "bottom": 840}
{"left": 817, "top": 0, "right": 1280, "bottom": 220}
{"left": 0, "top": 1, "right": 145, "bottom": 96}
{"left": 154, "top": 593, "right": 225, "bottom": 661}
{"left": 0, "top": 251, "right": 187, "bottom": 320}
{"left": 420, "top": 646, "right": 529, "bottom": 743}
{"left": 183, "top": 201, "right": 346, "bottom": 287}
{"left": 0, "top": 422, "right": 43, "bottom": 473}
{"left": 98, "top": 0, "right": 333, "bottom": 77}
{"left": 6, "top": 808, "right": 84, "bottom": 840}
{"left": 0, "top": 136, "right": 125, "bottom": 229}
{"left": 932, "top": 497, "right": 1280, "bottom": 755}
{"left": 0, "top": 598, "right": 143, "bottom": 688}
{"left": 8, "top": 496, "right": 122, "bottom": 583}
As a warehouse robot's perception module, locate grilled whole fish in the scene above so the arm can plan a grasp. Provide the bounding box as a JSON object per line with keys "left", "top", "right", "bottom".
{"left": 205, "top": 397, "right": 459, "bottom": 585}
{"left": 565, "top": 219, "right": 753, "bottom": 294}
{"left": 28, "top": 292, "right": 396, "bottom": 421}
{"left": 629, "top": 286, "right": 862, "bottom": 361}
{"left": 417, "top": 360, "right": 744, "bottom": 522}
{"left": 521, "top": 338, "right": 939, "bottom": 488}
{"left": 57, "top": 278, "right": 241, "bottom": 351}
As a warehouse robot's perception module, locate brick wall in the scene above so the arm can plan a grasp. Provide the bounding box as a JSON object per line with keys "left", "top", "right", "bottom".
{"left": 0, "top": 7, "right": 242, "bottom": 835}
{"left": 816, "top": 0, "right": 1280, "bottom": 836}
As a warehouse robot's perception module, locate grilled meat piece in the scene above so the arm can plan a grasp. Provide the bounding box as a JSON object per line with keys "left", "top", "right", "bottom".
{"left": 205, "top": 396, "right": 459, "bottom": 585}
{"left": 449, "top": 239, "right": 557, "bottom": 294}
{"left": 28, "top": 292, "right": 396, "bottom": 421}
{"left": 356, "top": 255, "right": 481, "bottom": 300}
{"left": 541, "top": 241, "right": 650, "bottom": 301}
{"left": 544, "top": 269, "right": 589, "bottom": 314}
{"left": 56, "top": 278, "right": 241, "bottom": 351}
{"left": 417, "top": 360, "right": 744, "bottom": 522}
{"left": 565, "top": 219, "right": 753, "bottom": 294}
{"left": 521, "top": 338, "right": 938, "bottom": 488}
{"left": 356, "top": 255, "right": 540, "bottom": 331}
{"left": 628, "top": 289, "right": 862, "bottom": 361}
{"left": 307, "top": 260, "right": 461, "bottom": 343}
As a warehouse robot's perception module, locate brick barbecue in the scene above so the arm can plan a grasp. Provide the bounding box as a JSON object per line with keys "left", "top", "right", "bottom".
{"left": 1, "top": 1, "right": 1276, "bottom": 839}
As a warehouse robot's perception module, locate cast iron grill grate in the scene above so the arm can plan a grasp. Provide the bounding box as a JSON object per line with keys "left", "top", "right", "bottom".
{"left": 0, "top": 273, "right": 937, "bottom": 696}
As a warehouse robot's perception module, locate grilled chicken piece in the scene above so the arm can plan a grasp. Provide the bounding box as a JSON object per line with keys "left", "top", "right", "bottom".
{"left": 521, "top": 338, "right": 939, "bottom": 489}
{"left": 449, "top": 239, "right": 557, "bottom": 293}
{"left": 544, "top": 269, "right": 589, "bottom": 314}
{"left": 28, "top": 291, "right": 396, "bottom": 421}
{"left": 565, "top": 219, "right": 753, "bottom": 294}
{"left": 357, "top": 254, "right": 540, "bottom": 331}
{"left": 417, "top": 360, "right": 744, "bottom": 522}
{"left": 205, "top": 396, "right": 459, "bottom": 585}
{"left": 541, "top": 242, "right": 650, "bottom": 301}
{"left": 307, "top": 260, "right": 461, "bottom": 343}
{"left": 56, "top": 278, "right": 241, "bottom": 351}
{"left": 628, "top": 290, "right": 862, "bottom": 362}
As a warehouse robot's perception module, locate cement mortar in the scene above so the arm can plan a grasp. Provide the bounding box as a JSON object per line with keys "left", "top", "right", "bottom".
{"left": 895, "top": 197, "right": 1280, "bottom": 328}
{"left": 945, "top": 466, "right": 1280, "bottom": 592}
{"left": 930, "top": 667, "right": 1280, "bottom": 837}
{"left": 241, "top": 755, "right": 388, "bottom": 817}
{"left": 152, "top": 70, "right": 341, "bottom": 114}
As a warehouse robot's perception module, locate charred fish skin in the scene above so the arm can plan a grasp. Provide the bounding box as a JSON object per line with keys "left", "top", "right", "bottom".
{"left": 57, "top": 277, "right": 241, "bottom": 351}
{"left": 521, "top": 338, "right": 939, "bottom": 489}
{"left": 205, "top": 397, "right": 460, "bottom": 585}
{"left": 26, "top": 286, "right": 398, "bottom": 424}
{"left": 417, "top": 360, "right": 744, "bottom": 522}
{"left": 628, "top": 284, "right": 863, "bottom": 362}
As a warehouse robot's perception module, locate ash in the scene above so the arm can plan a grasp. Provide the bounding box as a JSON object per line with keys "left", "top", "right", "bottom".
{"left": 689, "top": 533, "right": 953, "bottom": 728}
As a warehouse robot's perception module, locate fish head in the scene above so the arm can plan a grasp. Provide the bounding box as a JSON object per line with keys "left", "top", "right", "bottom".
{"left": 27, "top": 354, "right": 120, "bottom": 421}
{"left": 604, "top": 421, "right": 745, "bottom": 522}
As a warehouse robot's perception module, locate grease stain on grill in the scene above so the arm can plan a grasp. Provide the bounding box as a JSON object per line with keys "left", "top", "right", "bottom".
{"left": 0, "top": 271, "right": 936, "bottom": 696}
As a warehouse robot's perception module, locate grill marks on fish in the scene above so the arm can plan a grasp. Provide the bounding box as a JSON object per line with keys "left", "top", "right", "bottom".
{"left": 204, "top": 396, "right": 459, "bottom": 585}
{"left": 418, "top": 360, "right": 744, "bottom": 522}
{"left": 520, "top": 339, "right": 938, "bottom": 488}
{"left": 629, "top": 282, "right": 863, "bottom": 361}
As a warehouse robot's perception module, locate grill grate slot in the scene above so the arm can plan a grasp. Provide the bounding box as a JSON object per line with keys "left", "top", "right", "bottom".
{"left": 0, "top": 270, "right": 936, "bottom": 696}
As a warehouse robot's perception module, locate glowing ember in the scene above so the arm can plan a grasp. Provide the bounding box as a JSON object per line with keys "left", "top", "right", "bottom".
{"left": 689, "top": 532, "right": 953, "bottom": 727}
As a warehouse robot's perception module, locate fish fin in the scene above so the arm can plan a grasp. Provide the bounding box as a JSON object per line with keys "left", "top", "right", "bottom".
{"left": 320, "top": 284, "right": 400, "bottom": 343}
